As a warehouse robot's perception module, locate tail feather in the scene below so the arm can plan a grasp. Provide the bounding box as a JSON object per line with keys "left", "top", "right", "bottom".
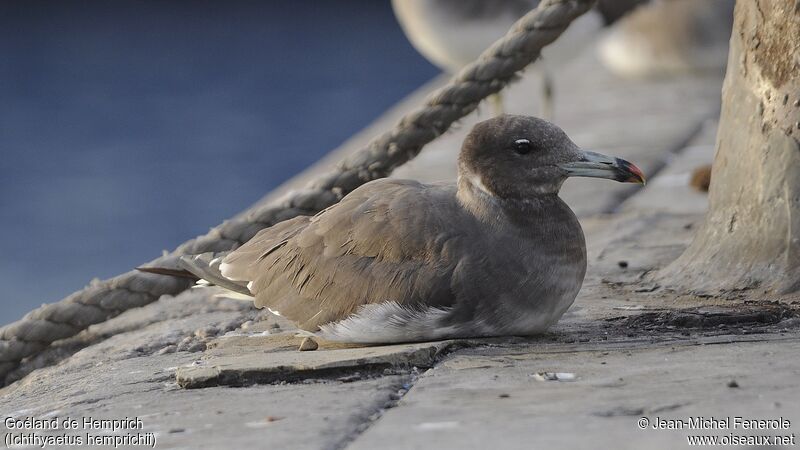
{"left": 137, "top": 252, "right": 253, "bottom": 297}
{"left": 136, "top": 266, "right": 199, "bottom": 280}
{"left": 178, "top": 252, "right": 253, "bottom": 297}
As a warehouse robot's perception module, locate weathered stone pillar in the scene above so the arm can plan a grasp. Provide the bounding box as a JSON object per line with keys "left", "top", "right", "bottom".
{"left": 661, "top": 0, "right": 800, "bottom": 295}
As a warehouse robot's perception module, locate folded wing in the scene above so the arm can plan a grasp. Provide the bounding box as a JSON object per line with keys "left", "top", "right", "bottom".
{"left": 220, "top": 179, "right": 467, "bottom": 330}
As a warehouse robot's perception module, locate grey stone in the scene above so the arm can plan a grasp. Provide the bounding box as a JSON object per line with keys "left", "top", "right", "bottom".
{"left": 298, "top": 337, "right": 319, "bottom": 352}
{"left": 175, "top": 337, "right": 456, "bottom": 389}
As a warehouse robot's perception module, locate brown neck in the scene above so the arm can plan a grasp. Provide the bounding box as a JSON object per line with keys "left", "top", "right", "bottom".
{"left": 457, "top": 172, "right": 566, "bottom": 229}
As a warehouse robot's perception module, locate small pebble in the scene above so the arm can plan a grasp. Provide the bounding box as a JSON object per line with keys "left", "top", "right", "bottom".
{"left": 617, "top": 261, "right": 628, "bottom": 269}
{"left": 499, "top": 393, "right": 510, "bottom": 398}
{"left": 690, "top": 164, "right": 712, "bottom": 192}
{"left": 299, "top": 337, "right": 319, "bottom": 351}
{"left": 531, "top": 372, "right": 576, "bottom": 382}
{"left": 727, "top": 379, "right": 739, "bottom": 388}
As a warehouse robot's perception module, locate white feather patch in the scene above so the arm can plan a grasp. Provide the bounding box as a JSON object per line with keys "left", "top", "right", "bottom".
{"left": 317, "top": 301, "right": 456, "bottom": 344}
{"left": 218, "top": 262, "right": 233, "bottom": 279}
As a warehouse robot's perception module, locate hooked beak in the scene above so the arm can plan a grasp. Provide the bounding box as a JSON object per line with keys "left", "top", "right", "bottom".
{"left": 559, "top": 151, "right": 646, "bottom": 185}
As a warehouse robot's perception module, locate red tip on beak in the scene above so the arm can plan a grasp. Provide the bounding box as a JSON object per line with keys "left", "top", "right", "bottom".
{"left": 625, "top": 162, "right": 646, "bottom": 185}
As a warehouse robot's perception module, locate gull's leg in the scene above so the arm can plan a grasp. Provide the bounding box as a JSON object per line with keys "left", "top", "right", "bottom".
{"left": 489, "top": 92, "right": 505, "bottom": 116}
{"left": 540, "top": 66, "right": 554, "bottom": 120}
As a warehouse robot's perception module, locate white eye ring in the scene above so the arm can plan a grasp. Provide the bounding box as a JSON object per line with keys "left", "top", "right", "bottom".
{"left": 514, "top": 138, "right": 532, "bottom": 154}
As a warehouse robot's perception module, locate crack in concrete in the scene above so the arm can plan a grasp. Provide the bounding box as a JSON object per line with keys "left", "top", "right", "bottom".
{"left": 331, "top": 371, "right": 418, "bottom": 450}
{"left": 334, "top": 343, "right": 470, "bottom": 450}
{"left": 609, "top": 113, "right": 717, "bottom": 214}
{"left": 624, "top": 303, "right": 798, "bottom": 330}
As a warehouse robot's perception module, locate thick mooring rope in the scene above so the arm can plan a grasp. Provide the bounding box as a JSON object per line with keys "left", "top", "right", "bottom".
{"left": 0, "top": 0, "right": 595, "bottom": 384}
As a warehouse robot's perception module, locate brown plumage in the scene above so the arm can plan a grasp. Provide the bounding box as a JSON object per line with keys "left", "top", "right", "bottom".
{"left": 187, "top": 115, "right": 645, "bottom": 343}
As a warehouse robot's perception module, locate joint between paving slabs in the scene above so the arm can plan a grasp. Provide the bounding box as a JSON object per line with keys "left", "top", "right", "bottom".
{"left": 178, "top": 338, "right": 476, "bottom": 389}
{"left": 332, "top": 342, "right": 474, "bottom": 450}
{"left": 607, "top": 113, "right": 715, "bottom": 214}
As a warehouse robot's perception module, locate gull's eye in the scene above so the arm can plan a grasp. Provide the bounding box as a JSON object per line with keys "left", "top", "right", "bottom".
{"left": 514, "top": 138, "right": 532, "bottom": 155}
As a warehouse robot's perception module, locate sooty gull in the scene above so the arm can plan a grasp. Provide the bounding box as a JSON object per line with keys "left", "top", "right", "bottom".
{"left": 390, "top": 0, "right": 644, "bottom": 117}
{"left": 598, "top": 0, "right": 734, "bottom": 79}
{"left": 155, "top": 115, "right": 644, "bottom": 344}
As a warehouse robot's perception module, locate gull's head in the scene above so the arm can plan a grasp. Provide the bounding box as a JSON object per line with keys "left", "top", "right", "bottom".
{"left": 458, "top": 114, "right": 645, "bottom": 200}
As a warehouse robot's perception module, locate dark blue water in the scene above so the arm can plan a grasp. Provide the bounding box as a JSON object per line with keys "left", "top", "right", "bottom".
{"left": 0, "top": 1, "right": 438, "bottom": 324}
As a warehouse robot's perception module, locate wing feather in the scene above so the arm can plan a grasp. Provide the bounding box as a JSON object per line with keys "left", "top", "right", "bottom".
{"left": 221, "top": 179, "right": 468, "bottom": 330}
